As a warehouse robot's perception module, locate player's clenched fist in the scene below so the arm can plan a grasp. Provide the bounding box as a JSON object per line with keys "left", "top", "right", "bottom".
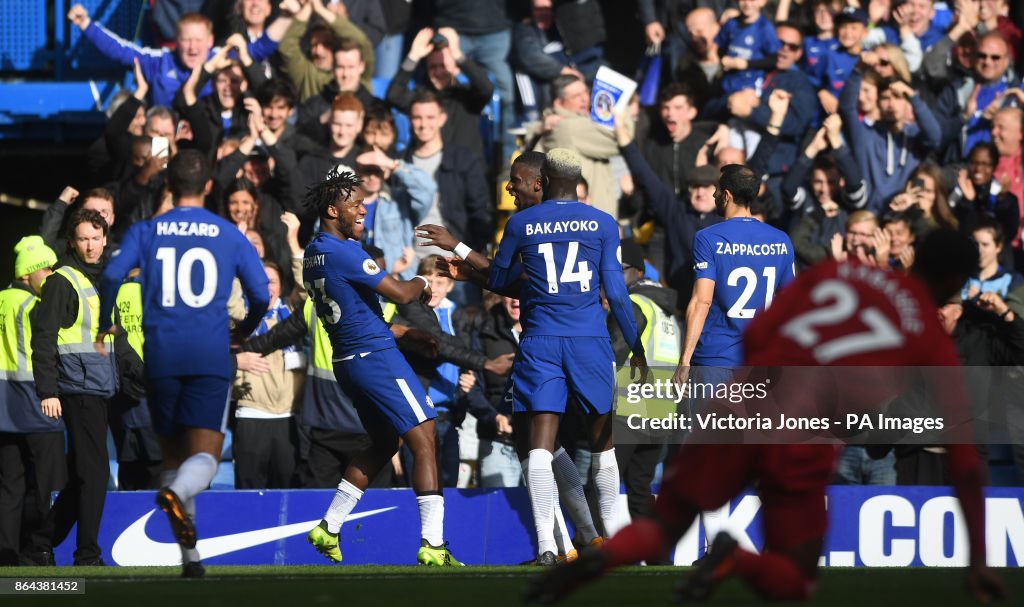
{"left": 68, "top": 4, "right": 91, "bottom": 29}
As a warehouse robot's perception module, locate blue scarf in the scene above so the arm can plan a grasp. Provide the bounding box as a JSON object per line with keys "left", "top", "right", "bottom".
{"left": 252, "top": 297, "right": 295, "bottom": 356}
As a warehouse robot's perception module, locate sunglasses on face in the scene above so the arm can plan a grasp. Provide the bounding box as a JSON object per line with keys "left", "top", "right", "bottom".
{"left": 978, "top": 53, "right": 1003, "bottom": 61}
{"left": 780, "top": 41, "right": 801, "bottom": 51}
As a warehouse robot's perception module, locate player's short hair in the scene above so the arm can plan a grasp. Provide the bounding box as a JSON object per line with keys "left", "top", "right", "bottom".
{"left": 513, "top": 150, "right": 546, "bottom": 177}
{"left": 167, "top": 149, "right": 211, "bottom": 198}
{"left": 543, "top": 148, "right": 583, "bottom": 183}
{"left": 306, "top": 165, "right": 363, "bottom": 219}
{"left": 331, "top": 92, "right": 365, "bottom": 116}
{"left": 417, "top": 254, "right": 445, "bottom": 276}
{"left": 718, "top": 164, "right": 759, "bottom": 207}
{"left": 66, "top": 208, "right": 108, "bottom": 240}
{"left": 255, "top": 79, "right": 296, "bottom": 109}
{"left": 551, "top": 74, "right": 583, "bottom": 102}
{"left": 177, "top": 12, "right": 213, "bottom": 35}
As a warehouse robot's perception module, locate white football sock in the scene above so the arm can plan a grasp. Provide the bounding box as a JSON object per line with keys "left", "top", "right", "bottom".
{"left": 552, "top": 447, "right": 599, "bottom": 543}
{"left": 168, "top": 452, "right": 218, "bottom": 503}
{"left": 590, "top": 448, "right": 620, "bottom": 537}
{"left": 162, "top": 469, "right": 199, "bottom": 564}
{"left": 416, "top": 494, "right": 445, "bottom": 547}
{"left": 324, "top": 479, "right": 363, "bottom": 534}
{"left": 528, "top": 449, "right": 557, "bottom": 556}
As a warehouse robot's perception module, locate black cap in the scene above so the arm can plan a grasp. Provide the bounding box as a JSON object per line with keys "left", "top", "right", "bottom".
{"left": 620, "top": 239, "right": 645, "bottom": 270}
{"left": 835, "top": 6, "right": 867, "bottom": 26}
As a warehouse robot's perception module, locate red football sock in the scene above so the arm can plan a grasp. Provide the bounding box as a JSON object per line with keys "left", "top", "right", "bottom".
{"left": 601, "top": 517, "right": 668, "bottom": 567}
{"left": 730, "top": 548, "right": 813, "bottom": 601}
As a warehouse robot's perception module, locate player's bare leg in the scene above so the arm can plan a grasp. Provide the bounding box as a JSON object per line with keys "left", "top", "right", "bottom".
{"left": 585, "top": 412, "right": 619, "bottom": 542}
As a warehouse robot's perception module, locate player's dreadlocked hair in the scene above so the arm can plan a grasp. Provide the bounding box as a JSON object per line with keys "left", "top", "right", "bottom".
{"left": 304, "top": 165, "right": 362, "bottom": 219}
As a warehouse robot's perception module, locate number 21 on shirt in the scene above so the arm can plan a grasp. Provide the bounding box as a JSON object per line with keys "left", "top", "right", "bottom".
{"left": 726, "top": 265, "right": 777, "bottom": 319}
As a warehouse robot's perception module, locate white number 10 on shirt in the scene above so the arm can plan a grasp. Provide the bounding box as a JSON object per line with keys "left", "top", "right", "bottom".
{"left": 538, "top": 241, "right": 593, "bottom": 294}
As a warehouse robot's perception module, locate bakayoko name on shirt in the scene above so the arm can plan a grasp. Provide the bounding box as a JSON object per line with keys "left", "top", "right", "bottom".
{"left": 525, "top": 220, "right": 600, "bottom": 236}
{"left": 715, "top": 242, "right": 789, "bottom": 256}
{"left": 155, "top": 221, "right": 221, "bottom": 237}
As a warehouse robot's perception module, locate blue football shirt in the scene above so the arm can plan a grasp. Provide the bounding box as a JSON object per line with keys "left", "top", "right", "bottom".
{"left": 716, "top": 15, "right": 780, "bottom": 94}
{"left": 99, "top": 206, "right": 270, "bottom": 379}
{"left": 691, "top": 217, "right": 795, "bottom": 366}
{"left": 490, "top": 200, "right": 629, "bottom": 340}
{"left": 303, "top": 232, "right": 395, "bottom": 358}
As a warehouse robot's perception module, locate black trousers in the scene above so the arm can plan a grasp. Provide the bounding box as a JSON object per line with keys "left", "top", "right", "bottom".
{"left": 108, "top": 394, "right": 162, "bottom": 490}
{"left": 233, "top": 417, "right": 297, "bottom": 489}
{"left": 300, "top": 428, "right": 394, "bottom": 489}
{"left": 30, "top": 394, "right": 108, "bottom": 563}
{"left": 615, "top": 442, "right": 664, "bottom": 521}
{"left": 0, "top": 432, "right": 66, "bottom": 564}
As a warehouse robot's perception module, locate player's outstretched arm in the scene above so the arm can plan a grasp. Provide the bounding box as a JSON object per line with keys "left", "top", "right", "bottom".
{"left": 376, "top": 274, "right": 432, "bottom": 305}
{"left": 416, "top": 224, "right": 492, "bottom": 272}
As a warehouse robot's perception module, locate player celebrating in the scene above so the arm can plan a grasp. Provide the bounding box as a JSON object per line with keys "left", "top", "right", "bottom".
{"left": 444, "top": 149, "right": 648, "bottom": 564}
{"left": 301, "top": 166, "right": 462, "bottom": 566}
{"left": 99, "top": 150, "right": 270, "bottom": 577}
{"left": 527, "top": 230, "right": 1007, "bottom": 604}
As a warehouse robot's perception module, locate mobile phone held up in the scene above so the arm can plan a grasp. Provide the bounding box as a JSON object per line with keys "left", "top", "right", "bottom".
{"left": 151, "top": 136, "right": 170, "bottom": 159}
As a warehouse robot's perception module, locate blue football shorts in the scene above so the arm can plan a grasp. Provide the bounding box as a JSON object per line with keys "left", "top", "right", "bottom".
{"left": 510, "top": 335, "right": 615, "bottom": 415}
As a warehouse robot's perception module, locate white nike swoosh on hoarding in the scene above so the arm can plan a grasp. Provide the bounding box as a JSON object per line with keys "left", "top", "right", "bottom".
{"left": 111, "top": 507, "right": 396, "bottom": 565}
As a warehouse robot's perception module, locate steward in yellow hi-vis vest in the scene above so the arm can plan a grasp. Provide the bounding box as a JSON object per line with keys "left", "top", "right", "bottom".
{"left": 608, "top": 240, "right": 680, "bottom": 521}
{"left": 0, "top": 236, "right": 69, "bottom": 564}
{"left": 1, "top": 237, "right": 65, "bottom": 433}
{"left": 27, "top": 209, "right": 114, "bottom": 565}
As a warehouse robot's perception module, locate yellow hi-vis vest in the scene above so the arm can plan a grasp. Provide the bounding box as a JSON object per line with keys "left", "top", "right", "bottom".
{"left": 53, "top": 266, "right": 118, "bottom": 397}
{"left": 115, "top": 279, "right": 144, "bottom": 360}
{"left": 0, "top": 285, "right": 64, "bottom": 432}
{"left": 616, "top": 292, "right": 681, "bottom": 419}
{"left": 305, "top": 297, "right": 335, "bottom": 380}
{"left": 0, "top": 286, "right": 36, "bottom": 382}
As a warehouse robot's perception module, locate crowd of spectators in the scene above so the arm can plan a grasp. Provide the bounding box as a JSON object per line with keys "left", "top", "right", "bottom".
{"left": 5, "top": 2, "right": 1024, "bottom": 562}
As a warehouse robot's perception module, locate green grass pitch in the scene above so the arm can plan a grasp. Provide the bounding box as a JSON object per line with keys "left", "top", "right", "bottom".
{"left": 3, "top": 566, "right": 1022, "bottom": 606}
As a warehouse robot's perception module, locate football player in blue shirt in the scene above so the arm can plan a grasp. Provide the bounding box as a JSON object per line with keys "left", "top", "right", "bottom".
{"left": 98, "top": 150, "right": 270, "bottom": 577}
{"left": 438, "top": 149, "right": 648, "bottom": 563}
{"left": 672, "top": 164, "right": 795, "bottom": 381}
{"left": 301, "top": 166, "right": 463, "bottom": 566}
